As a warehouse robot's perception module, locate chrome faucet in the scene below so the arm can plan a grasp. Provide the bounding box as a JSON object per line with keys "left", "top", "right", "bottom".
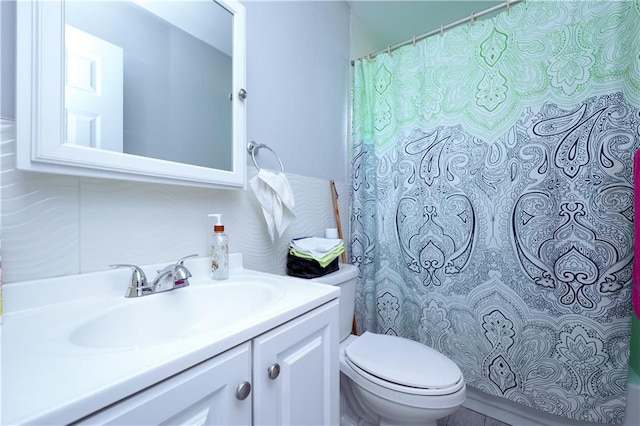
{"left": 111, "top": 254, "right": 198, "bottom": 298}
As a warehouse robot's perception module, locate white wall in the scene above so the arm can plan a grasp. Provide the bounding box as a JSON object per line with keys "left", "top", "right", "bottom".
{"left": 0, "top": 0, "right": 351, "bottom": 283}
{"left": 245, "top": 1, "right": 350, "bottom": 182}
{"left": 349, "top": 11, "right": 382, "bottom": 61}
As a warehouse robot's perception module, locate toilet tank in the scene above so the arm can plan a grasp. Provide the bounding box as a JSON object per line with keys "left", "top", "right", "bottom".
{"left": 311, "top": 264, "right": 359, "bottom": 341}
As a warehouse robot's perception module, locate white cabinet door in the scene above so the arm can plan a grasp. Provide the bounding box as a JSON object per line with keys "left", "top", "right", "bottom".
{"left": 76, "top": 343, "right": 252, "bottom": 425}
{"left": 252, "top": 301, "right": 339, "bottom": 426}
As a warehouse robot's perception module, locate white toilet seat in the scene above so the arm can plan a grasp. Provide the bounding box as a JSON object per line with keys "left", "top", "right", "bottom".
{"left": 345, "top": 357, "right": 465, "bottom": 397}
{"left": 345, "top": 332, "right": 463, "bottom": 393}
{"left": 339, "top": 335, "right": 466, "bottom": 410}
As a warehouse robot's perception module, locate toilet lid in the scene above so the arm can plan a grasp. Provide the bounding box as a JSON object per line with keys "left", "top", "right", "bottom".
{"left": 345, "top": 332, "right": 462, "bottom": 390}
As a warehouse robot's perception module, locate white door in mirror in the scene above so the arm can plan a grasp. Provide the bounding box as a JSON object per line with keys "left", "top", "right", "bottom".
{"left": 65, "top": 25, "right": 123, "bottom": 152}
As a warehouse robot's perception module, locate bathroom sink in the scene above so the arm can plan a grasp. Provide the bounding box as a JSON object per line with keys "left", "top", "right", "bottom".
{"left": 70, "top": 280, "right": 285, "bottom": 349}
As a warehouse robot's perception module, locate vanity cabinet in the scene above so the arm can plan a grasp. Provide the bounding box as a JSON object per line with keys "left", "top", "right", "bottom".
{"left": 74, "top": 300, "right": 339, "bottom": 425}
{"left": 75, "top": 343, "right": 253, "bottom": 425}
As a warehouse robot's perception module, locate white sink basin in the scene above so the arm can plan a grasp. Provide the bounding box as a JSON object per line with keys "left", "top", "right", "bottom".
{"left": 70, "top": 280, "right": 286, "bottom": 349}
{"left": 3, "top": 254, "right": 342, "bottom": 426}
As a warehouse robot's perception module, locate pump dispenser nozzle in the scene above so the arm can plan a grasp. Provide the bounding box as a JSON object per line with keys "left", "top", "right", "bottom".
{"left": 208, "top": 213, "right": 224, "bottom": 232}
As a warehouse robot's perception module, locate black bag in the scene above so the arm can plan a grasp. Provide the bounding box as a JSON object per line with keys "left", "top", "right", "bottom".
{"left": 286, "top": 252, "right": 339, "bottom": 279}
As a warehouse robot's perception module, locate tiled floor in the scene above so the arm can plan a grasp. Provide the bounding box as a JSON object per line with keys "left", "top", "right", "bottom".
{"left": 437, "top": 407, "right": 511, "bottom": 426}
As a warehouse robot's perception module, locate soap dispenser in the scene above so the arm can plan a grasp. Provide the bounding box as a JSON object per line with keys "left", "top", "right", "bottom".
{"left": 208, "top": 214, "right": 229, "bottom": 280}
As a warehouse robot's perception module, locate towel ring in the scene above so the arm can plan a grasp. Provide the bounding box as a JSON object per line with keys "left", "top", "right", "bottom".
{"left": 247, "top": 141, "right": 284, "bottom": 173}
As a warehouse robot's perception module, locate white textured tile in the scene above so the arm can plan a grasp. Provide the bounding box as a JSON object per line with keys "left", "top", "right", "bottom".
{"left": 1, "top": 119, "right": 81, "bottom": 283}
{"left": 79, "top": 178, "right": 210, "bottom": 272}
{"left": 79, "top": 170, "right": 351, "bottom": 276}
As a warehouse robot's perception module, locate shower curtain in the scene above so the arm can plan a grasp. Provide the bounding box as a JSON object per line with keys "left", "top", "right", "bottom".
{"left": 350, "top": 0, "right": 640, "bottom": 423}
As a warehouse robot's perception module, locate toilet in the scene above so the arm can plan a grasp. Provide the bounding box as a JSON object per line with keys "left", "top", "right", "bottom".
{"left": 312, "top": 264, "right": 466, "bottom": 426}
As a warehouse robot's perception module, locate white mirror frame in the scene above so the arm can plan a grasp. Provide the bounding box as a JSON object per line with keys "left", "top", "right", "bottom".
{"left": 16, "top": 0, "right": 247, "bottom": 189}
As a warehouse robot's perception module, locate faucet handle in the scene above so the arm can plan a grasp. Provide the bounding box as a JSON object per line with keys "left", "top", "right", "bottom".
{"left": 173, "top": 264, "right": 192, "bottom": 289}
{"left": 110, "top": 264, "right": 150, "bottom": 298}
{"left": 174, "top": 254, "right": 197, "bottom": 288}
{"left": 176, "top": 254, "right": 199, "bottom": 266}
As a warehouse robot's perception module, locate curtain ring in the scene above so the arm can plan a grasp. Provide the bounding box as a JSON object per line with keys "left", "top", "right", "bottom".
{"left": 506, "top": 0, "right": 510, "bottom": 13}
{"left": 471, "top": 12, "right": 475, "bottom": 24}
{"left": 440, "top": 25, "right": 444, "bottom": 37}
{"left": 387, "top": 45, "right": 392, "bottom": 56}
{"left": 412, "top": 35, "right": 416, "bottom": 46}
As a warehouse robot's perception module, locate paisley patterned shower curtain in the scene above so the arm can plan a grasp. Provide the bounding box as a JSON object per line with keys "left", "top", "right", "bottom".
{"left": 350, "top": 1, "right": 640, "bottom": 423}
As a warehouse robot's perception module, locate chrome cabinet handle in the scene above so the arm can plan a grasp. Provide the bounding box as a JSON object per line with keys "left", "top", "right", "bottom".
{"left": 238, "top": 88, "right": 248, "bottom": 100}
{"left": 267, "top": 363, "right": 280, "bottom": 380}
{"left": 236, "top": 381, "right": 251, "bottom": 400}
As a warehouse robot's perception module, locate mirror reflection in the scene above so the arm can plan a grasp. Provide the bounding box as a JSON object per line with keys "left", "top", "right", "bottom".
{"left": 64, "top": 0, "right": 233, "bottom": 171}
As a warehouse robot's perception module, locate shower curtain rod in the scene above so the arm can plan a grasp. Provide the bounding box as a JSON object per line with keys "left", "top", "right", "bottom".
{"left": 351, "top": 0, "right": 523, "bottom": 66}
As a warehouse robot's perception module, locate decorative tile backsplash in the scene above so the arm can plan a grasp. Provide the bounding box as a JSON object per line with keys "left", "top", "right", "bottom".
{"left": 0, "top": 118, "right": 349, "bottom": 284}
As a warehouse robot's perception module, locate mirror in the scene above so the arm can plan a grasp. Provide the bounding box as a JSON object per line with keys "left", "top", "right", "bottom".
{"left": 16, "top": 0, "right": 247, "bottom": 188}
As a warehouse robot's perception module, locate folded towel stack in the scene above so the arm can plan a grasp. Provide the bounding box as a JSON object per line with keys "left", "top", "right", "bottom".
{"left": 289, "top": 237, "right": 345, "bottom": 268}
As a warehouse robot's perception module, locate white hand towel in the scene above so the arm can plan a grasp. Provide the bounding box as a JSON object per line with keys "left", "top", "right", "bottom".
{"left": 250, "top": 169, "right": 296, "bottom": 242}
{"left": 291, "top": 237, "right": 344, "bottom": 258}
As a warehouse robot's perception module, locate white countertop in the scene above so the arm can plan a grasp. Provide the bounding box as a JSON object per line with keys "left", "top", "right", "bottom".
{"left": 1, "top": 254, "right": 339, "bottom": 425}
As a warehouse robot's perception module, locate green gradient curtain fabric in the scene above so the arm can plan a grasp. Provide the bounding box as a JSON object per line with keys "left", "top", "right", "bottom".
{"left": 350, "top": 1, "right": 640, "bottom": 422}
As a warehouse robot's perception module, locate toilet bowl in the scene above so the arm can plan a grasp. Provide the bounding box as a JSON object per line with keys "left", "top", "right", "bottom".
{"left": 312, "top": 265, "right": 466, "bottom": 426}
